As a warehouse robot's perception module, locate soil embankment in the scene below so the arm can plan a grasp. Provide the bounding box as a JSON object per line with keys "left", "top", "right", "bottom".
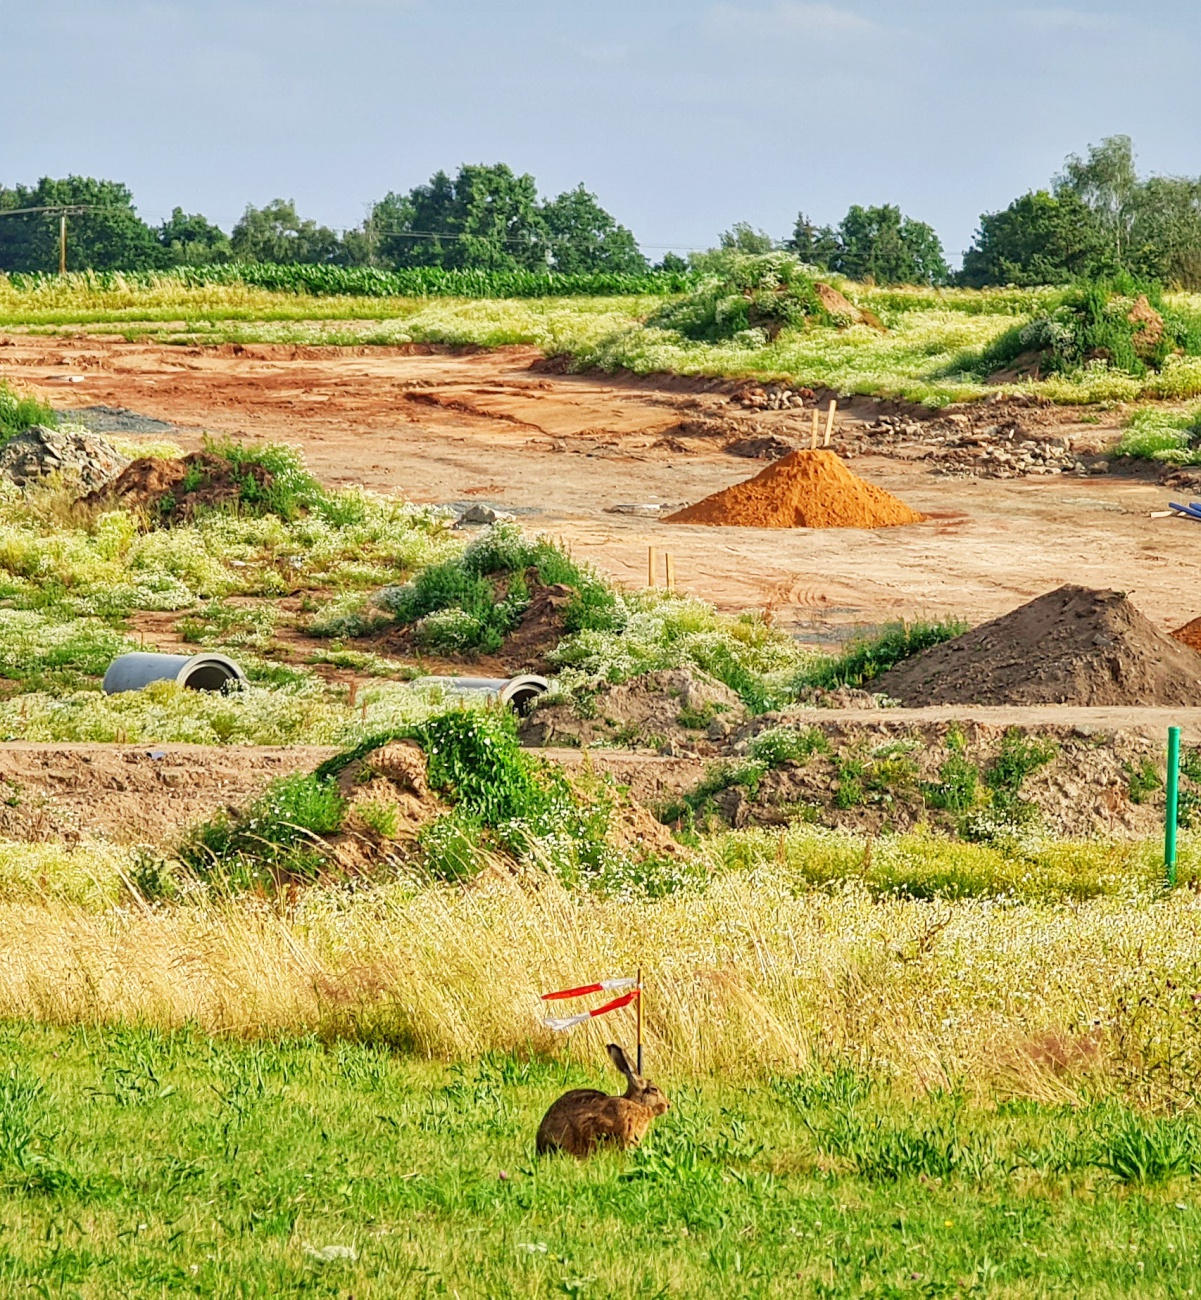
{"left": 876, "top": 585, "right": 1201, "bottom": 707}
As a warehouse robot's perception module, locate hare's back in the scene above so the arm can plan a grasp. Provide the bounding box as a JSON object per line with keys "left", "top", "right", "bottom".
{"left": 537, "top": 1091, "right": 652, "bottom": 1156}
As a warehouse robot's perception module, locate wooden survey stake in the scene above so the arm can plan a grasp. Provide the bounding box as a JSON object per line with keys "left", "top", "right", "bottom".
{"left": 824, "top": 399, "right": 837, "bottom": 447}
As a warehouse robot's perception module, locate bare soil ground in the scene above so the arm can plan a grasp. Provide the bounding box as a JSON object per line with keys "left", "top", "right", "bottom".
{"left": 6, "top": 333, "right": 1200, "bottom": 647}
{"left": 1, "top": 333, "right": 1199, "bottom": 846}
{"left": 0, "top": 743, "right": 335, "bottom": 844}
{"left": 0, "top": 701, "right": 1197, "bottom": 847}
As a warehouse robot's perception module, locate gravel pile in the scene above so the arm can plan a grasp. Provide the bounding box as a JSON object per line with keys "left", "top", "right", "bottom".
{"left": 0, "top": 425, "right": 129, "bottom": 490}
{"left": 839, "top": 411, "right": 1090, "bottom": 479}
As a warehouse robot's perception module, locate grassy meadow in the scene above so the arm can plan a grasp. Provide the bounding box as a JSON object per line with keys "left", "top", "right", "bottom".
{"left": 8, "top": 270, "right": 1201, "bottom": 406}
{"left": 1, "top": 829, "right": 1201, "bottom": 1296}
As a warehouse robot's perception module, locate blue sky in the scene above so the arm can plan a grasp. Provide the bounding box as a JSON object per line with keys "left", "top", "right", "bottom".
{"left": 2, "top": 0, "right": 1199, "bottom": 264}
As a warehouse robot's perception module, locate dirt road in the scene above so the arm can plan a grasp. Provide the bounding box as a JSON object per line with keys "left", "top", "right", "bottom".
{"left": 5, "top": 333, "right": 1200, "bottom": 642}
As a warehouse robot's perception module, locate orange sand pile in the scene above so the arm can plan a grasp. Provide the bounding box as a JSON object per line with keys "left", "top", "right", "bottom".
{"left": 1172, "top": 616, "right": 1201, "bottom": 653}
{"left": 664, "top": 449, "right": 927, "bottom": 529}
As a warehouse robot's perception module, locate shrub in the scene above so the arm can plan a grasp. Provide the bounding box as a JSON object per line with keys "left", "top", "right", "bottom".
{"left": 197, "top": 436, "right": 330, "bottom": 521}
{"left": 649, "top": 250, "right": 831, "bottom": 342}
{"left": 0, "top": 382, "right": 55, "bottom": 445}
{"left": 978, "top": 279, "right": 1201, "bottom": 382}
{"left": 746, "top": 725, "right": 828, "bottom": 766}
{"left": 921, "top": 753, "right": 980, "bottom": 812}
{"left": 377, "top": 523, "right": 617, "bottom": 654}
{"left": 180, "top": 772, "right": 347, "bottom": 884}
{"left": 792, "top": 618, "right": 967, "bottom": 693}
{"left": 1111, "top": 407, "right": 1201, "bottom": 466}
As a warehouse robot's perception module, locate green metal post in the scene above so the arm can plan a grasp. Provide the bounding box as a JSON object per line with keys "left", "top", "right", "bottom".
{"left": 1166, "top": 726, "right": 1181, "bottom": 887}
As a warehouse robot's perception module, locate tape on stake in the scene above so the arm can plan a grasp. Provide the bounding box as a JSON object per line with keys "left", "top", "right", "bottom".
{"left": 543, "top": 989, "right": 640, "bottom": 1032}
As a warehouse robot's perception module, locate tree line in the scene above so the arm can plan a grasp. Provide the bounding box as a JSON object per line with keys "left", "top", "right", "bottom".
{"left": 3, "top": 138, "right": 1200, "bottom": 288}
{"left": 0, "top": 165, "right": 649, "bottom": 277}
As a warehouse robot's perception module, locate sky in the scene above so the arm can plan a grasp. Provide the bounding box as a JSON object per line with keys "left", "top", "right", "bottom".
{"left": 2, "top": 0, "right": 1199, "bottom": 266}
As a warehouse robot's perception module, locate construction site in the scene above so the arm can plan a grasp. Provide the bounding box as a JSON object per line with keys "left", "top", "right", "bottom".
{"left": 0, "top": 331, "right": 1197, "bottom": 843}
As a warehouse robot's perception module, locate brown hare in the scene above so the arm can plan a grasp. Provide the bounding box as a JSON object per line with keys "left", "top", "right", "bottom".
{"left": 536, "top": 1044, "right": 670, "bottom": 1157}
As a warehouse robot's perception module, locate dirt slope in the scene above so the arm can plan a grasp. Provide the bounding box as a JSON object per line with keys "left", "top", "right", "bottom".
{"left": 875, "top": 585, "right": 1201, "bottom": 706}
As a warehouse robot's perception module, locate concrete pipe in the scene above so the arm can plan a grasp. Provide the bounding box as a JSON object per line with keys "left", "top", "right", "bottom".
{"left": 103, "top": 652, "right": 248, "bottom": 695}
{"left": 412, "top": 674, "right": 549, "bottom": 715}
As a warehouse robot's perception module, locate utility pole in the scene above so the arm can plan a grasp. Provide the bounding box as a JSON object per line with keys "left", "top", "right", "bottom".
{"left": 59, "top": 212, "right": 67, "bottom": 275}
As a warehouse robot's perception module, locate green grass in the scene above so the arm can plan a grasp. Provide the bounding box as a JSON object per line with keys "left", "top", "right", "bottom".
{"left": 0, "top": 381, "right": 55, "bottom": 442}
{"left": 793, "top": 618, "right": 968, "bottom": 694}
{"left": 7, "top": 1022, "right": 1201, "bottom": 1297}
{"left": 1112, "top": 406, "right": 1201, "bottom": 465}
{"left": 714, "top": 823, "right": 1195, "bottom": 900}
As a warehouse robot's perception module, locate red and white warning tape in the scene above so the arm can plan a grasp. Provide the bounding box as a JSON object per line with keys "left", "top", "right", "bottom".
{"left": 540, "top": 977, "right": 640, "bottom": 1032}
{"left": 541, "top": 977, "right": 637, "bottom": 1002}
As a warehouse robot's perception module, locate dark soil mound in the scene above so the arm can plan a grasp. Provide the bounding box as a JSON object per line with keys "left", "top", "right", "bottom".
{"left": 874, "top": 585, "right": 1201, "bottom": 707}
{"left": 84, "top": 452, "right": 273, "bottom": 521}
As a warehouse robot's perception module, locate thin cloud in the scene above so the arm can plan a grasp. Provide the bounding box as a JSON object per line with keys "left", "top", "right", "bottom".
{"left": 1014, "top": 7, "right": 1116, "bottom": 32}
{"left": 707, "top": 2, "right": 878, "bottom": 39}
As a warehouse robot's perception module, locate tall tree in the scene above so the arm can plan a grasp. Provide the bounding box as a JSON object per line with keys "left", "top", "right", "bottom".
{"left": 1056, "top": 134, "right": 1139, "bottom": 266}
{"left": 786, "top": 212, "right": 841, "bottom": 268}
{"left": 0, "top": 176, "right": 158, "bottom": 273}
{"left": 959, "top": 190, "right": 1105, "bottom": 288}
{"left": 540, "top": 185, "right": 646, "bottom": 274}
{"left": 157, "top": 208, "right": 231, "bottom": 266}
{"left": 1128, "top": 176, "right": 1201, "bottom": 289}
{"left": 718, "top": 223, "right": 776, "bottom": 255}
{"left": 832, "top": 205, "right": 950, "bottom": 285}
{"left": 230, "top": 200, "right": 345, "bottom": 264}
{"left": 368, "top": 164, "right": 546, "bottom": 271}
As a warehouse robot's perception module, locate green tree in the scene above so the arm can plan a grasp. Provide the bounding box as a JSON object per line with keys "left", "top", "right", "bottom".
{"left": 719, "top": 223, "right": 776, "bottom": 255}
{"left": 369, "top": 164, "right": 546, "bottom": 271}
{"left": 1128, "top": 176, "right": 1201, "bottom": 288}
{"left": 786, "top": 212, "right": 841, "bottom": 269}
{"left": 959, "top": 190, "right": 1105, "bottom": 287}
{"left": 540, "top": 185, "right": 646, "bottom": 274}
{"left": 156, "top": 208, "right": 231, "bottom": 266}
{"left": 0, "top": 176, "right": 158, "bottom": 273}
{"left": 831, "top": 204, "right": 950, "bottom": 285}
{"left": 1056, "top": 134, "right": 1140, "bottom": 266}
{"left": 229, "top": 199, "right": 345, "bottom": 265}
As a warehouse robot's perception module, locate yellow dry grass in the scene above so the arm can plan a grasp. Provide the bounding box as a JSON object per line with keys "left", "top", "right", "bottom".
{"left": 2, "top": 861, "right": 1199, "bottom": 1102}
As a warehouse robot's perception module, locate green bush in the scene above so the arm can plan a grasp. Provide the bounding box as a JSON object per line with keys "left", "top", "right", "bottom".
{"left": 197, "top": 436, "right": 330, "bottom": 522}
{"left": 921, "top": 753, "right": 980, "bottom": 812}
{"left": 180, "top": 772, "right": 347, "bottom": 884}
{"left": 0, "top": 383, "right": 55, "bottom": 445}
{"left": 978, "top": 279, "right": 1201, "bottom": 381}
{"left": 649, "top": 250, "right": 831, "bottom": 343}
{"left": 376, "top": 523, "right": 617, "bottom": 654}
{"left": 746, "top": 725, "right": 828, "bottom": 766}
{"left": 793, "top": 619, "right": 967, "bottom": 694}
{"left": 1111, "top": 407, "right": 1201, "bottom": 465}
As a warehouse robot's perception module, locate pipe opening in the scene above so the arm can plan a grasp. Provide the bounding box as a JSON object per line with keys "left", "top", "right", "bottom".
{"left": 503, "top": 682, "right": 546, "bottom": 716}
{"left": 182, "top": 661, "right": 242, "bottom": 692}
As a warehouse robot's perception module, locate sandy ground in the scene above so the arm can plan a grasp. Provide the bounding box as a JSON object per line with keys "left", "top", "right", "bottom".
{"left": 6, "top": 333, "right": 1200, "bottom": 645}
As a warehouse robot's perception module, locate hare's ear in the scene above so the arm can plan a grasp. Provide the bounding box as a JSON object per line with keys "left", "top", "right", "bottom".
{"left": 607, "top": 1043, "right": 637, "bottom": 1082}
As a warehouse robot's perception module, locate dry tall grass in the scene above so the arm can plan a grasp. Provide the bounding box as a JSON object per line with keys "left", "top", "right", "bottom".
{"left": 2, "top": 862, "right": 1200, "bottom": 1102}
